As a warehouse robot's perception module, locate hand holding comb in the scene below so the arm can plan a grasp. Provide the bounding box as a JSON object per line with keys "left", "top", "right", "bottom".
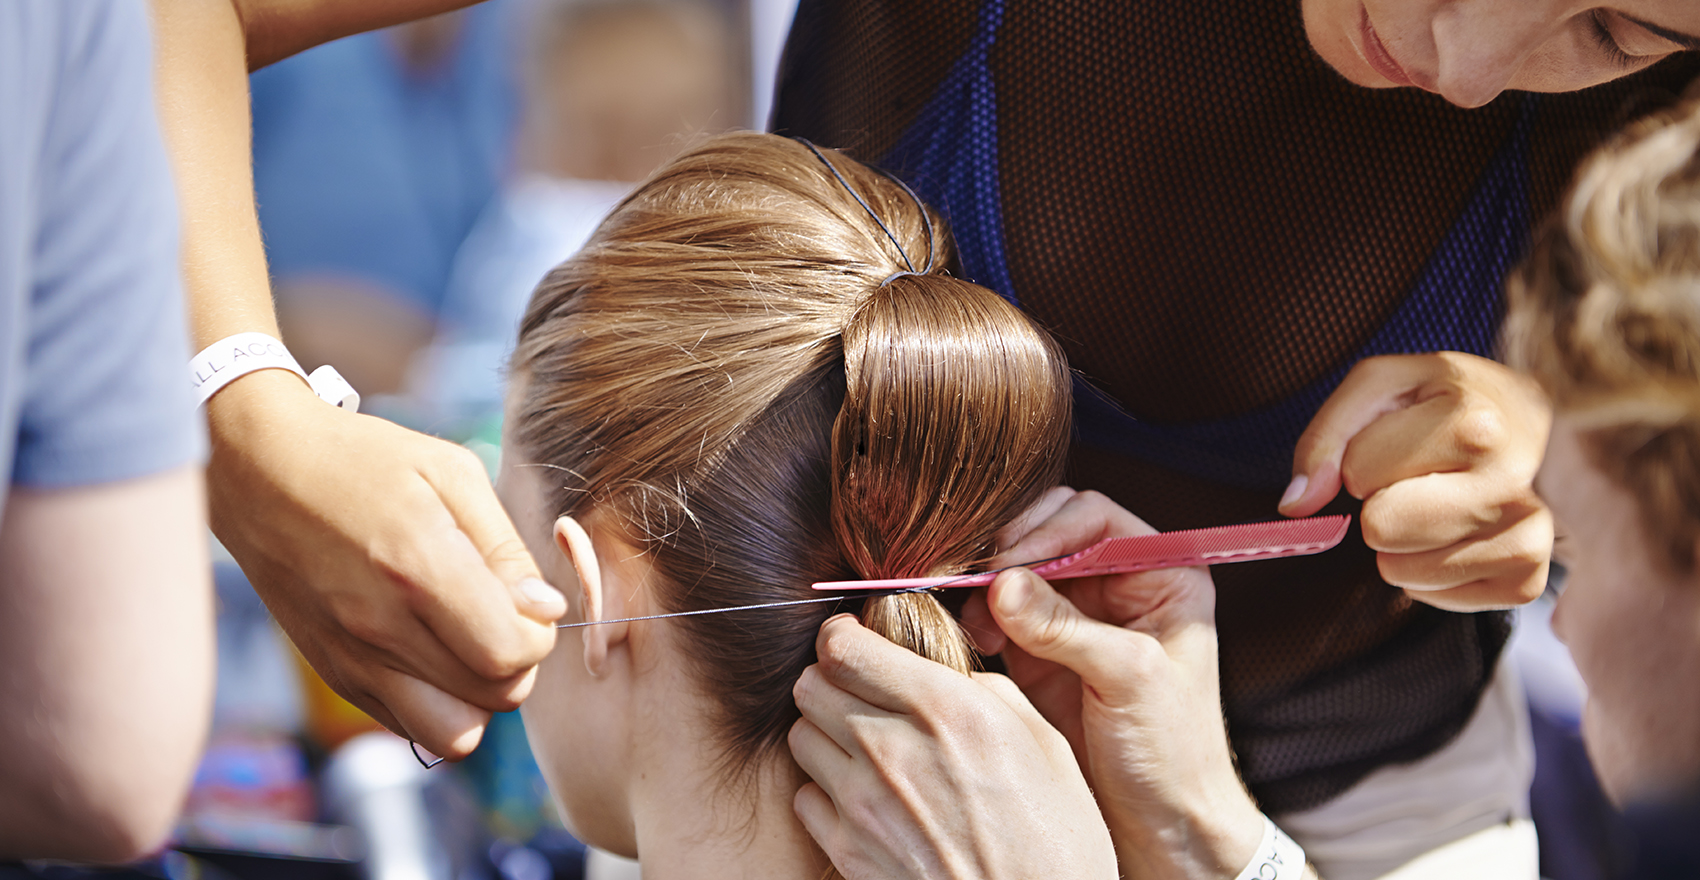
{"left": 812, "top": 515, "right": 1352, "bottom": 591}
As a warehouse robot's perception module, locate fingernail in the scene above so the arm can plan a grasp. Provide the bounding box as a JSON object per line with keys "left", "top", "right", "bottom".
{"left": 994, "top": 571, "right": 1034, "bottom": 619}
{"left": 518, "top": 577, "right": 565, "bottom": 609}
{"left": 1279, "top": 474, "right": 1308, "bottom": 509}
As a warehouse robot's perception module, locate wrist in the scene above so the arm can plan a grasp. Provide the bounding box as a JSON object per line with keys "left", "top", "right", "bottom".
{"left": 204, "top": 365, "right": 322, "bottom": 441}
{"left": 1108, "top": 789, "right": 1266, "bottom": 880}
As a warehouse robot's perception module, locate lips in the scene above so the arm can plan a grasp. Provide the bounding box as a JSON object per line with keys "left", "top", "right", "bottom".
{"left": 1357, "top": 5, "right": 1417, "bottom": 88}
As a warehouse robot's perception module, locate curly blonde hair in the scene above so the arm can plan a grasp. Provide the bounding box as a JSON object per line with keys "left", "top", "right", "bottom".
{"left": 1503, "top": 93, "right": 1700, "bottom": 573}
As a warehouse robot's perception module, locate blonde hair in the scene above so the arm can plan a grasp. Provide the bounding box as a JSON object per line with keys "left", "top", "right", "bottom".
{"left": 510, "top": 132, "right": 1071, "bottom": 770}
{"left": 1504, "top": 92, "right": 1700, "bottom": 572}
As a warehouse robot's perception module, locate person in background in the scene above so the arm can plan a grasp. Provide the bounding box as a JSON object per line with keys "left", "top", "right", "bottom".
{"left": 786, "top": 81, "right": 1700, "bottom": 880}
{"left": 416, "top": 0, "right": 739, "bottom": 433}
{"left": 0, "top": 0, "right": 214, "bottom": 863}
{"left": 1500, "top": 89, "right": 1700, "bottom": 818}
{"left": 250, "top": 3, "right": 516, "bottom": 405}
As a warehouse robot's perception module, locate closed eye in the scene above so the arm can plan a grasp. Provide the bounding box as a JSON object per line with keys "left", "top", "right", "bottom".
{"left": 1588, "top": 10, "right": 1640, "bottom": 69}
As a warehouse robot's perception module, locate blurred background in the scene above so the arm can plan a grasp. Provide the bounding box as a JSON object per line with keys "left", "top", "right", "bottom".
{"left": 108, "top": 0, "right": 1697, "bottom": 878}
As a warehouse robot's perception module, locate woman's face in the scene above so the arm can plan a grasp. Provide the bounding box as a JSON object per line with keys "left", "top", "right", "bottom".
{"left": 1302, "top": 0, "right": 1700, "bottom": 107}
{"left": 1539, "top": 418, "right": 1700, "bottom": 804}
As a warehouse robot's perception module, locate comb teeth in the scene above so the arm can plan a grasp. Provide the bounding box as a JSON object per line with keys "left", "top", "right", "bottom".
{"left": 810, "top": 515, "right": 1352, "bottom": 591}
{"left": 1029, "top": 516, "right": 1352, "bottom": 580}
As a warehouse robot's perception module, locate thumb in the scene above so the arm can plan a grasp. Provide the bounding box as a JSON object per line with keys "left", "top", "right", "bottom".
{"left": 988, "top": 569, "right": 1148, "bottom": 706}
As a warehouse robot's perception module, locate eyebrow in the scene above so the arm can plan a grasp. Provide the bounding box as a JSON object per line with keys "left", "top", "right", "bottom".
{"left": 1621, "top": 14, "right": 1700, "bottom": 52}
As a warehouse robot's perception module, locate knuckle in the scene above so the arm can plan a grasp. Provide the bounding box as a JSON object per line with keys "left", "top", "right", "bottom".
{"left": 1358, "top": 503, "right": 1395, "bottom": 550}
{"left": 333, "top": 599, "right": 395, "bottom": 651}
{"left": 1032, "top": 600, "right": 1078, "bottom": 650}
{"left": 1073, "top": 489, "right": 1112, "bottom": 510}
{"left": 1448, "top": 401, "right": 1509, "bottom": 459}
{"left": 792, "top": 666, "right": 821, "bottom": 706}
{"left": 1506, "top": 566, "right": 1549, "bottom": 606}
{"left": 481, "top": 685, "right": 527, "bottom": 714}
{"left": 444, "top": 443, "right": 487, "bottom": 476}
{"left": 472, "top": 643, "right": 533, "bottom": 680}
{"left": 1338, "top": 455, "right": 1371, "bottom": 499}
{"left": 1375, "top": 552, "right": 1426, "bottom": 590}
{"left": 816, "top": 620, "right": 865, "bottom": 673}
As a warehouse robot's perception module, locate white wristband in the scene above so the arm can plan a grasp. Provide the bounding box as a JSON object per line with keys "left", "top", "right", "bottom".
{"left": 190, "top": 332, "right": 360, "bottom": 413}
{"left": 1233, "top": 815, "right": 1308, "bottom": 880}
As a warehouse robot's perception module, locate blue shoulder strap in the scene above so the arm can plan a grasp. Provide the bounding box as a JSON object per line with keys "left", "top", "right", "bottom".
{"left": 881, "top": 0, "right": 1535, "bottom": 490}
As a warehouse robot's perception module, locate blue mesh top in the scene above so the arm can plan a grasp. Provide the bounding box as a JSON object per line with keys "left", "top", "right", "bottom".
{"left": 774, "top": 0, "right": 1700, "bottom": 811}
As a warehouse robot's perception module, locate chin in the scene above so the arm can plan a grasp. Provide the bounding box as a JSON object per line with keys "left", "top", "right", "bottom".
{"left": 1301, "top": 0, "right": 1372, "bottom": 87}
{"left": 1581, "top": 700, "right": 1687, "bottom": 807}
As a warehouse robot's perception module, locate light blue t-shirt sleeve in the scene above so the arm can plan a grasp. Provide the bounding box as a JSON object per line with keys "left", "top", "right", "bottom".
{"left": 11, "top": 0, "right": 205, "bottom": 487}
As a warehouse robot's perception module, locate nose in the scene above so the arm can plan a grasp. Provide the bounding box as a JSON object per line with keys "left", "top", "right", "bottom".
{"left": 1429, "top": 4, "right": 1552, "bottom": 108}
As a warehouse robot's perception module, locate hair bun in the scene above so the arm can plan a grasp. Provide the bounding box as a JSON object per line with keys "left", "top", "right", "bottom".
{"left": 831, "top": 274, "right": 1069, "bottom": 579}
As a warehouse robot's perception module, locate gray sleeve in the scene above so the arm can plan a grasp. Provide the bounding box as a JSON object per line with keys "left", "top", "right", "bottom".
{"left": 13, "top": 0, "right": 207, "bottom": 488}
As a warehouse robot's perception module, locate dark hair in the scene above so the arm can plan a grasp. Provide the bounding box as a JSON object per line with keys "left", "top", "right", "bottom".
{"left": 510, "top": 132, "right": 1072, "bottom": 775}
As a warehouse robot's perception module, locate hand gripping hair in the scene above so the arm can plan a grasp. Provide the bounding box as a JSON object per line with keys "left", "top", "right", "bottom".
{"left": 508, "top": 132, "right": 1072, "bottom": 774}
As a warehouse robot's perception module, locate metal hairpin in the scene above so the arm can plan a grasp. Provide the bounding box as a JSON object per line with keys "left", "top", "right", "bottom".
{"left": 792, "top": 137, "right": 935, "bottom": 275}
{"left": 556, "top": 584, "right": 935, "bottom": 629}
{"left": 867, "top": 165, "right": 937, "bottom": 274}
{"left": 553, "top": 551, "right": 1075, "bottom": 630}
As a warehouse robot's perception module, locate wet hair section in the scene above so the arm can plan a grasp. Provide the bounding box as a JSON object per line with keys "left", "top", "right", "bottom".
{"left": 509, "top": 133, "right": 1072, "bottom": 772}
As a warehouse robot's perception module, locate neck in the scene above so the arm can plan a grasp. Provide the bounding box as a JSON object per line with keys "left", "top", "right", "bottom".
{"left": 625, "top": 688, "right": 831, "bottom": 880}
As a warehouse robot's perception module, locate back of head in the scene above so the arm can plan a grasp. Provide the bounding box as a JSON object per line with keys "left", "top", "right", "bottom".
{"left": 1504, "top": 92, "right": 1700, "bottom": 572}
{"left": 510, "top": 133, "right": 1071, "bottom": 772}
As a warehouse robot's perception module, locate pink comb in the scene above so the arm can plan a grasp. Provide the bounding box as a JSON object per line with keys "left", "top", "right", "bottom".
{"left": 811, "top": 515, "right": 1352, "bottom": 591}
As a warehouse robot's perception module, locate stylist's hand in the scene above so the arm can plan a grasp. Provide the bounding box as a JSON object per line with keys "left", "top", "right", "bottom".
{"left": 789, "top": 616, "right": 1118, "bottom": 880}
{"left": 1281, "top": 351, "right": 1553, "bottom": 611}
{"left": 206, "top": 371, "right": 565, "bottom": 759}
{"left": 967, "top": 488, "right": 1266, "bottom": 880}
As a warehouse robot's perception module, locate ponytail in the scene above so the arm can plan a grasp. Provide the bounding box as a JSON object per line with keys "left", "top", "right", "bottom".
{"left": 833, "top": 275, "right": 1071, "bottom": 673}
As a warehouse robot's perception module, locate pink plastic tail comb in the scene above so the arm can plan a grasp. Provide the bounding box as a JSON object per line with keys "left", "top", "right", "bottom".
{"left": 811, "top": 515, "right": 1352, "bottom": 591}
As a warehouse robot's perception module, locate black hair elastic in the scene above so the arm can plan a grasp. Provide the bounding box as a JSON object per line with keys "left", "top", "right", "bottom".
{"left": 792, "top": 137, "right": 924, "bottom": 274}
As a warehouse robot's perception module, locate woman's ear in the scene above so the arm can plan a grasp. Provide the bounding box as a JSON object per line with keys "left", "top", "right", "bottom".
{"left": 555, "top": 515, "right": 630, "bottom": 676}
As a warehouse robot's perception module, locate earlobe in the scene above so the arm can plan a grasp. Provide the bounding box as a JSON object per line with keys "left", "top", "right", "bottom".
{"left": 555, "top": 515, "right": 626, "bottom": 676}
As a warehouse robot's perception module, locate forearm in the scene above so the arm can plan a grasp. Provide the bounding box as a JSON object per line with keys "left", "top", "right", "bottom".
{"left": 150, "top": 0, "right": 281, "bottom": 349}
{"left": 0, "top": 468, "right": 214, "bottom": 862}
{"left": 233, "top": 0, "right": 485, "bottom": 69}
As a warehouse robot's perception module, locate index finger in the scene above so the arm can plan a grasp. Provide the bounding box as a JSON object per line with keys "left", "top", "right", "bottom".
{"left": 812, "top": 614, "right": 966, "bottom": 715}
{"left": 989, "top": 490, "right": 1153, "bottom": 569}
{"left": 1285, "top": 354, "right": 1443, "bottom": 517}
{"left": 386, "top": 503, "right": 556, "bottom": 685}
{"left": 427, "top": 442, "right": 563, "bottom": 623}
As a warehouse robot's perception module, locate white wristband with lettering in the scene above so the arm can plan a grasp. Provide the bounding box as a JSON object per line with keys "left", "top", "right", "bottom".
{"left": 190, "top": 332, "right": 360, "bottom": 413}
{"left": 1233, "top": 815, "right": 1308, "bottom": 880}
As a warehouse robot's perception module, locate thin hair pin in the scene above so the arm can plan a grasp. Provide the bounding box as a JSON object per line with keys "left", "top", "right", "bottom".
{"left": 792, "top": 137, "right": 916, "bottom": 273}
{"left": 868, "top": 165, "right": 937, "bottom": 274}
{"left": 554, "top": 554, "right": 1082, "bottom": 629}
{"left": 556, "top": 586, "right": 931, "bottom": 629}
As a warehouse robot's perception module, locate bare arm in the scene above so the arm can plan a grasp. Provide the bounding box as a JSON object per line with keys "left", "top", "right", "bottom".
{"left": 147, "top": 0, "right": 564, "bottom": 760}
{"left": 0, "top": 467, "right": 214, "bottom": 862}
{"left": 232, "top": 0, "right": 485, "bottom": 70}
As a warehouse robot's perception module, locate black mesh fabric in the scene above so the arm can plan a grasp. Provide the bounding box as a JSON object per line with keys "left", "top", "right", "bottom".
{"left": 774, "top": 0, "right": 1700, "bottom": 813}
